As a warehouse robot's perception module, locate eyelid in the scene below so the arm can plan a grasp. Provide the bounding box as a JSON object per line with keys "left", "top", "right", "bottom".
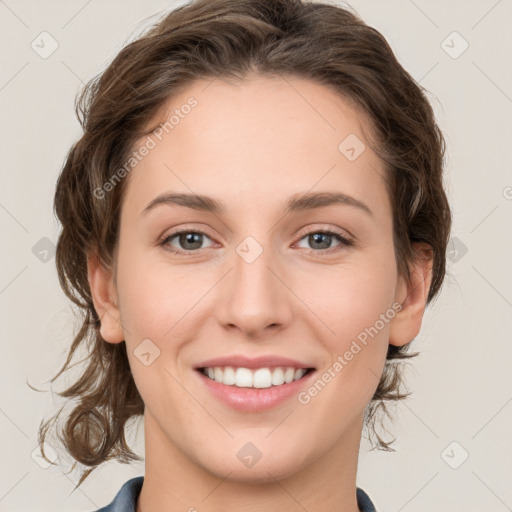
{"left": 158, "top": 224, "right": 217, "bottom": 248}
{"left": 294, "top": 224, "right": 354, "bottom": 242}
{"left": 160, "top": 223, "right": 214, "bottom": 239}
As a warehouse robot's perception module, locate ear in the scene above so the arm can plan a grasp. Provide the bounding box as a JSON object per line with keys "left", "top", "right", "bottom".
{"left": 87, "top": 250, "right": 125, "bottom": 344}
{"left": 389, "top": 242, "right": 434, "bottom": 347}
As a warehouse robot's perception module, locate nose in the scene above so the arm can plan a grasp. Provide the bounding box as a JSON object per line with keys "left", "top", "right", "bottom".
{"left": 215, "top": 240, "right": 293, "bottom": 337}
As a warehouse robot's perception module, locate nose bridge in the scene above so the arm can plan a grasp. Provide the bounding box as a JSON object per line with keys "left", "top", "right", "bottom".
{"left": 216, "top": 233, "right": 291, "bottom": 333}
{"left": 235, "top": 235, "right": 274, "bottom": 291}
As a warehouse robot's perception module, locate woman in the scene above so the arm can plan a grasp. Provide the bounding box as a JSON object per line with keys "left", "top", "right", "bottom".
{"left": 37, "top": 1, "right": 452, "bottom": 510}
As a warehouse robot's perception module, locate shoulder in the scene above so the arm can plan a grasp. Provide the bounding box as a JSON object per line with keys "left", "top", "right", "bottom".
{"left": 356, "top": 486, "right": 377, "bottom": 512}
{"left": 91, "top": 476, "right": 144, "bottom": 512}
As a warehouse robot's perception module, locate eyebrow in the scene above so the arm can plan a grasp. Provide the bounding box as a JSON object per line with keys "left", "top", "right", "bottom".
{"left": 141, "top": 191, "right": 373, "bottom": 217}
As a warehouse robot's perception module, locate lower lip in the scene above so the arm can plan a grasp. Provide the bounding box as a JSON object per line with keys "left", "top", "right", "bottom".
{"left": 195, "top": 369, "right": 316, "bottom": 412}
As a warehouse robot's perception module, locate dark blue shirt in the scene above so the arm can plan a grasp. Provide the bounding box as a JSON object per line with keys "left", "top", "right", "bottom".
{"left": 93, "top": 476, "right": 377, "bottom": 511}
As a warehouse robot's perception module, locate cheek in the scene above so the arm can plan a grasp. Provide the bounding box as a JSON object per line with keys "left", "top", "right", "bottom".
{"left": 307, "top": 248, "right": 398, "bottom": 390}
{"left": 115, "top": 252, "right": 202, "bottom": 394}
{"left": 116, "top": 249, "right": 188, "bottom": 337}
{"left": 334, "top": 271, "right": 395, "bottom": 337}
{"left": 116, "top": 258, "right": 191, "bottom": 412}
{"left": 306, "top": 248, "right": 397, "bottom": 336}
{"left": 300, "top": 276, "right": 395, "bottom": 420}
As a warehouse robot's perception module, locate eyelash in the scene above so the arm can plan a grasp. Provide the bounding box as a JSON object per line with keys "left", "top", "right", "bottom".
{"left": 159, "top": 227, "right": 354, "bottom": 256}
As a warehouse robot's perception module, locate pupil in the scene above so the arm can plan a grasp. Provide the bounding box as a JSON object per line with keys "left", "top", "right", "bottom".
{"left": 181, "top": 232, "right": 202, "bottom": 250}
{"left": 311, "top": 233, "right": 331, "bottom": 249}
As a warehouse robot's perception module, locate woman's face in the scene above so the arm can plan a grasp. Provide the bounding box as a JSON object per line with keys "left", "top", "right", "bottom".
{"left": 92, "top": 75, "right": 426, "bottom": 482}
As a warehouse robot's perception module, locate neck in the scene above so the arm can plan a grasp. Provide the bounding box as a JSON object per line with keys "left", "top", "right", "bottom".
{"left": 136, "top": 411, "right": 364, "bottom": 512}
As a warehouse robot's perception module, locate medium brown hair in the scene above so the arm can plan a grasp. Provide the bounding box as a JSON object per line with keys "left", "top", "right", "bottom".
{"left": 34, "top": 0, "right": 452, "bottom": 487}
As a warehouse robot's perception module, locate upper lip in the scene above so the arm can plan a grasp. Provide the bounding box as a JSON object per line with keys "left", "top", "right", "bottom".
{"left": 194, "top": 355, "right": 315, "bottom": 370}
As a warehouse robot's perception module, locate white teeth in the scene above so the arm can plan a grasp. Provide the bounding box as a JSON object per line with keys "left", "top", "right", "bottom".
{"left": 284, "top": 367, "right": 295, "bottom": 383}
{"left": 214, "top": 367, "right": 223, "bottom": 382}
{"left": 271, "top": 367, "right": 284, "bottom": 386}
{"left": 201, "top": 366, "right": 310, "bottom": 388}
{"left": 223, "top": 366, "right": 236, "bottom": 385}
{"left": 294, "top": 368, "right": 306, "bottom": 381}
{"left": 235, "top": 367, "right": 253, "bottom": 387}
{"left": 252, "top": 368, "right": 271, "bottom": 388}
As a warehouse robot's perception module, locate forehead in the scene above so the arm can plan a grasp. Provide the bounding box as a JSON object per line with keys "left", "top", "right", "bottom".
{"left": 122, "top": 75, "right": 389, "bottom": 220}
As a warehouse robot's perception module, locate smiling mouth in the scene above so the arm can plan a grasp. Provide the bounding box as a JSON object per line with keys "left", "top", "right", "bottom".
{"left": 196, "top": 366, "right": 316, "bottom": 389}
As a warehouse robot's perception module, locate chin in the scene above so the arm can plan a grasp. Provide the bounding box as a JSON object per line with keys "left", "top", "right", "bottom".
{"left": 196, "top": 444, "right": 309, "bottom": 483}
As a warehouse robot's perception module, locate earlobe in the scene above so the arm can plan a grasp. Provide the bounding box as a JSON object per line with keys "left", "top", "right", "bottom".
{"left": 389, "top": 243, "right": 433, "bottom": 347}
{"left": 87, "top": 250, "right": 125, "bottom": 344}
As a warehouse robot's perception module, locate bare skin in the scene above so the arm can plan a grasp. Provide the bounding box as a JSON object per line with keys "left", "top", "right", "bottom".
{"left": 88, "top": 74, "right": 432, "bottom": 512}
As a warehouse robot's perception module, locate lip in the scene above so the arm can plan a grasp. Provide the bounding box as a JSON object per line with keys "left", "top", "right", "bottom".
{"left": 194, "top": 367, "right": 317, "bottom": 412}
{"left": 194, "top": 354, "right": 315, "bottom": 370}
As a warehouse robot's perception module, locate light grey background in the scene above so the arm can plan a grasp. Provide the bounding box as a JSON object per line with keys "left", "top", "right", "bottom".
{"left": 1, "top": 0, "right": 511, "bottom": 511}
